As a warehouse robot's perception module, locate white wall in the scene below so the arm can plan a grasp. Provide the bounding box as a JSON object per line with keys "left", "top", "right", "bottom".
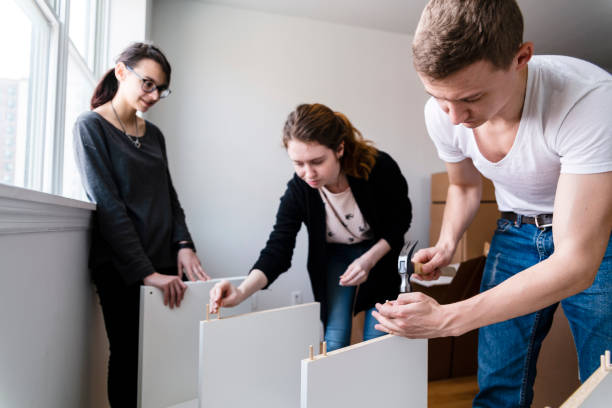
{"left": 107, "top": 0, "right": 151, "bottom": 64}
{"left": 0, "top": 185, "right": 107, "bottom": 408}
{"left": 149, "top": 0, "right": 444, "bottom": 308}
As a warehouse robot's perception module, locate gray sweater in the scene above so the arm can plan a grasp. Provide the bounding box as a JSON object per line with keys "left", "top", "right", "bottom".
{"left": 73, "top": 111, "right": 193, "bottom": 285}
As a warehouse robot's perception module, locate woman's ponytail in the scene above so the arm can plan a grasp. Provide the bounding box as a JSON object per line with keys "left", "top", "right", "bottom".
{"left": 90, "top": 68, "right": 118, "bottom": 109}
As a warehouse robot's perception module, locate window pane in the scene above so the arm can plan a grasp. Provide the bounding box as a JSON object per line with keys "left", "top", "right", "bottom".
{"left": 0, "top": 1, "right": 33, "bottom": 187}
{"left": 62, "top": 51, "right": 94, "bottom": 200}
{"left": 69, "top": 0, "right": 97, "bottom": 69}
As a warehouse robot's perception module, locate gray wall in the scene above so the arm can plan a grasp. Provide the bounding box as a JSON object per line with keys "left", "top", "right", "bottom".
{"left": 148, "top": 0, "right": 444, "bottom": 308}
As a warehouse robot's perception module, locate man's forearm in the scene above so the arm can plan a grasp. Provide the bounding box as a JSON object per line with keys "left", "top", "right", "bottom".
{"left": 437, "top": 182, "right": 482, "bottom": 252}
{"left": 442, "top": 250, "right": 600, "bottom": 337}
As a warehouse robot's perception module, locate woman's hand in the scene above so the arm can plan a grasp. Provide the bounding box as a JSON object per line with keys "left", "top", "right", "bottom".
{"left": 143, "top": 272, "right": 187, "bottom": 309}
{"left": 340, "top": 255, "right": 374, "bottom": 286}
{"left": 209, "top": 280, "right": 245, "bottom": 313}
{"left": 177, "top": 248, "right": 210, "bottom": 281}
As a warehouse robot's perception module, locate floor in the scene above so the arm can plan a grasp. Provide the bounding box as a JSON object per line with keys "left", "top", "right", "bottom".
{"left": 428, "top": 376, "right": 479, "bottom": 408}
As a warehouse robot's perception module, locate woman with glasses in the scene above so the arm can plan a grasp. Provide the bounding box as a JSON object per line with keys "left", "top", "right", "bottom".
{"left": 209, "top": 103, "right": 412, "bottom": 352}
{"left": 73, "top": 42, "right": 209, "bottom": 406}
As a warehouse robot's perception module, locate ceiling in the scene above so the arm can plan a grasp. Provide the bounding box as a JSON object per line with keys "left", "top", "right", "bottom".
{"left": 200, "top": 0, "right": 612, "bottom": 70}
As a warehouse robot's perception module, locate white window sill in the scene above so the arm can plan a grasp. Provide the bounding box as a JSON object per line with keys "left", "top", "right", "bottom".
{"left": 0, "top": 183, "right": 95, "bottom": 235}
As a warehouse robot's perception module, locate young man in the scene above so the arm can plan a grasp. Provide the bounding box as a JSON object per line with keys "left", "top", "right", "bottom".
{"left": 373, "top": 0, "right": 611, "bottom": 406}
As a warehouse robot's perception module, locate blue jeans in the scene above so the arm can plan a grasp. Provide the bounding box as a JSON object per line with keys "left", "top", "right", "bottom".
{"left": 474, "top": 218, "right": 612, "bottom": 408}
{"left": 324, "top": 241, "right": 386, "bottom": 352}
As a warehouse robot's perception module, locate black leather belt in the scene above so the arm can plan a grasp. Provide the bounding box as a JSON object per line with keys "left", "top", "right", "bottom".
{"left": 501, "top": 212, "right": 553, "bottom": 229}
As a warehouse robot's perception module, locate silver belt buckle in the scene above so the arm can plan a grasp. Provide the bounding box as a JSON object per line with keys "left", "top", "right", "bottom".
{"left": 535, "top": 215, "right": 552, "bottom": 229}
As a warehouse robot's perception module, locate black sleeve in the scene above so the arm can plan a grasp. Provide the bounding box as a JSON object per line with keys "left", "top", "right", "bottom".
{"left": 372, "top": 152, "right": 412, "bottom": 251}
{"left": 251, "top": 178, "right": 304, "bottom": 287}
{"left": 157, "top": 130, "right": 193, "bottom": 246}
{"left": 73, "top": 115, "right": 155, "bottom": 284}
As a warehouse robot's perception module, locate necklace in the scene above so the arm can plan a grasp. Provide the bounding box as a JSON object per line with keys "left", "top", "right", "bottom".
{"left": 111, "top": 101, "right": 141, "bottom": 149}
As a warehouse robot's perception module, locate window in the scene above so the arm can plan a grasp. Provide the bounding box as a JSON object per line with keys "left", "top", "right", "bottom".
{"left": 0, "top": 0, "right": 45, "bottom": 188}
{"left": 0, "top": 0, "right": 107, "bottom": 199}
{"left": 69, "top": 0, "right": 98, "bottom": 71}
{"left": 63, "top": 46, "right": 97, "bottom": 200}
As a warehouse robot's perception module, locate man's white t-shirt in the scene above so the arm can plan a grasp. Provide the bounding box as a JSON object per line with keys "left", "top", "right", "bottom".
{"left": 425, "top": 55, "right": 612, "bottom": 216}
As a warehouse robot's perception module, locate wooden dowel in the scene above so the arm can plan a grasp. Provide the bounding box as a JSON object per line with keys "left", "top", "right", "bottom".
{"left": 309, "top": 345, "right": 314, "bottom": 360}
{"left": 206, "top": 304, "right": 210, "bottom": 321}
{"left": 414, "top": 262, "right": 424, "bottom": 275}
{"left": 322, "top": 341, "right": 327, "bottom": 356}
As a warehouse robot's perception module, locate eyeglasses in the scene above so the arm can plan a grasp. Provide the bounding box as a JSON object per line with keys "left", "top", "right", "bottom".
{"left": 125, "top": 65, "right": 171, "bottom": 98}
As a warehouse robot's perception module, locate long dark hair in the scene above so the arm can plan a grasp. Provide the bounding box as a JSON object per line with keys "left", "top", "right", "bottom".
{"left": 90, "top": 42, "right": 172, "bottom": 109}
{"left": 282, "top": 103, "right": 378, "bottom": 180}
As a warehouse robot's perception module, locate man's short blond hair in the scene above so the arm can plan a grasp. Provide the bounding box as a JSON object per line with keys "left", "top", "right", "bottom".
{"left": 413, "top": 0, "right": 524, "bottom": 79}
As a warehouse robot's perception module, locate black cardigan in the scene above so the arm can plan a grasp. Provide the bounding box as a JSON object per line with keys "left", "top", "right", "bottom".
{"left": 252, "top": 150, "right": 412, "bottom": 323}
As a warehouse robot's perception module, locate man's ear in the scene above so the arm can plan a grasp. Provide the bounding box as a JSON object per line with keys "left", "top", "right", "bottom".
{"left": 515, "top": 42, "right": 533, "bottom": 70}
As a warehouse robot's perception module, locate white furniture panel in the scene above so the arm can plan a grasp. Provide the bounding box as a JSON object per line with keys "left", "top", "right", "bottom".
{"left": 560, "top": 350, "right": 612, "bottom": 408}
{"left": 300, "top": 334, "right": 427, "bottom": 408}
{"left": 198, "top": 303, "right": 321, "bottom": 408}
{"left": 138, "top": 277, "right": 252, "bottom": 408}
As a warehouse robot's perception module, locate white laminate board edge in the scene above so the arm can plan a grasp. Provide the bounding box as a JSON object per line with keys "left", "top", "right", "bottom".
{"left": 300, "top": 334, "right": 427, "bottom": 408}
{"left": 138, "top": 277, "right": 252, "bottom": 408}
{"left": 198, "top": 302, "right": 321, "bottom": 408}
{"left": 560, "top": 350, "right": 612, "bottom": 408}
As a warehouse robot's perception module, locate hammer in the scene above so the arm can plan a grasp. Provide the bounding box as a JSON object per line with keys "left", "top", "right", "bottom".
{"left": 397, "top": 240, "right": 423, "bottom": 293}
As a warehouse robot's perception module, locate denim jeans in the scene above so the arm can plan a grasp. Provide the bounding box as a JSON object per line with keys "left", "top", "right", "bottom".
{"left": 474, "top": 217, "right": 612, "bottom": 408}
{"left": 324, "top": 241, "right": 386, "bottom": 352}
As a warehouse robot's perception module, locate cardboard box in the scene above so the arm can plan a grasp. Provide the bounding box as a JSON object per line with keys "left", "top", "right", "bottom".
{"left": 431, "top": 172, "right": 496, "bottom": 203}
{"left": 412, "top": 256, "right": 486, "bottom": 380}
{"left": 429, "top": 203, "right": 499, "bottom": 263}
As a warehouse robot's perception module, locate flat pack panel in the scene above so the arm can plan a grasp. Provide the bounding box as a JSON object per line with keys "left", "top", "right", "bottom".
{"left": 300, "top": 335, "right": 427, "bottom": 408}
{"left": 582, "top": 371, "right": 612, "bottom": 407}
{"left": 139, "top": 278, "right": 252, "bottom": 408}
{"left": 198, "top": 303, "right": 321, "bottom": 408}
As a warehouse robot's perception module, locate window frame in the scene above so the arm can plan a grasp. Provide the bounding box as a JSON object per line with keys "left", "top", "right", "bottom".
{"left": 4, "top": 0, "right": 109, "bottom": 197}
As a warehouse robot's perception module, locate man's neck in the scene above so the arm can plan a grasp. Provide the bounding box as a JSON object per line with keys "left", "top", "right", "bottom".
{"left": 488, "top": 66, "right": 529, "bottom": 130}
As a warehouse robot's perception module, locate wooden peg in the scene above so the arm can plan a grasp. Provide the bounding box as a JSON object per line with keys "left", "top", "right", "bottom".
{"left": 605, "top": 350, "right": 611, "bottom": 370}
{"left": 309, "top": 345, "right": 314, "bottom": 360}
{"left": 206, "top": 304, "right": 210, "bottom": 321}
{"left": 322, "top": 341, "right": 327, "bottom": 356}
{"left": 483, "top": 242, "right": 491, "bottom": 257}
{"left": 217, "top": 307, "right": 221, "bottom": 319}
{"left": 414, "top": 262, "right": 424, "bottom": 275}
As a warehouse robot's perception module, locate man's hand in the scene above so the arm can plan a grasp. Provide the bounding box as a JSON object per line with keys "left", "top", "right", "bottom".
{"left": 372, "top": 292, "right": 452, "bottom": 338}
{"left": 177, "top": 248, "right": 210, "bottom": 281}
{"left": 143, "top": 272, "right": 187, "bottom": 309}
{"left": 411, "top": 244, "right": 455, "bottom": 281}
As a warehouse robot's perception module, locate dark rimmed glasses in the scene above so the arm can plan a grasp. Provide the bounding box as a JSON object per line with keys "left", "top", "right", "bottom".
{"left": 126, "top": 65, "right": 172, "bottom": 98}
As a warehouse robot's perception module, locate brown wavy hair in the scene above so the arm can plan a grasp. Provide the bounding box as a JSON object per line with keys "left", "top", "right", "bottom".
{"left": 90, "top": 42, "right": 171, "bottom": 109}
{"left": 282, "top": 104, "right": 378, "bottom": 180}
